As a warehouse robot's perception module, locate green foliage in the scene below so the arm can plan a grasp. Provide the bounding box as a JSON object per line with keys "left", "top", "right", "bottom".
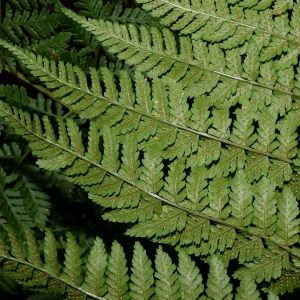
{"left": 1, "top": 0, "right": 300, "bottom": 298}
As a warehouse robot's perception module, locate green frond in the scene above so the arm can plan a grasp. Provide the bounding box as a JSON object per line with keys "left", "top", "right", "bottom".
{"left": 0, "top": 167, "right": 34, "bottom": 234}
{"left": 178, "top": 251, "right": 204, "bottom": 300}
{"left": 130, "top": 242, "right": 155, "bottom": 300}
{"left": 268, "top": 271, "right": 300, "bottom": 295}
{"left": 202, "top": 177, "right": 230, "bottom": 220}
{"left": 206, "top": 255, "right": 232, "bottom": 300}
{"left": 81, "top": 237, "right": 107, "bottom": 296}
{"left": 236, "top": 275, "right": 261, "bottom": 300}
{"left": 234, "top": 246, "right": 290, "bottom": 283}
{"left": 227, "top": 171, "right": 253, "bottom": 227}
{"left": 0, "top": 85, "right": 64, "bottom": 117}
{"left": 249, "top": 177, "right": 277, "bottom": 236}
{"left": 154, "top": 246, "right": 180, "bottom": 300}
{"left": 102, "top": 197, "right": 160, "bottom": 223}
{"left": 185, "top": 166, "right": 209, "bottom": 212}
{"left": 126, "top": 206, "right": 187, "bottom": 239}
{"left": 106, "top": 240, "right": 129, "bottom": 300}
{"left": 62, "top": 6, "right": 300, "bottom": 102}
{"left": 62, "top": 232, "right": 83, "bottom": 286}
{"left": 183, "top": 225, "right": 236, "bottom": 256}
{"left": 159, "top": 158, "right": 186, "bottom": 204}
{"left": 44, "top": 229, "right": 60, "bottom": 275}
{"left": 271, "top": 187, "right": 299, "bottom": 246}
{"left": 220, "top": 235, "right": 263, "bottom": 267}
{"left": 2, "top": 3, "right": 58, "bottom": 44}
{"left": 2, "top": 1, "right": 300, "bottom": 297}
{"left": 12, "top": 165, "right": 50, "bottom": 228}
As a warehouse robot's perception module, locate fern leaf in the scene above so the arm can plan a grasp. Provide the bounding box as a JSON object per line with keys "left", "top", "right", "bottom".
{"left": 249, "top": 177, "right": 277, "bottom": 236}
{"left": 188, "top": 96, "right": 212, "bottom": 132}
{"left": 272, "top": 111, "right": 298, "bottom": 159}
{"left": 0, "top": 85, "right": 63, "bottom": 117}
{"left": 0, "top": 169, "right": 34, "bottom": 232}
{"left": 167, "top": 80, "right": 191, "bottom": 126}
{"left": 62, "top": 232, "right": 83, "bottom": 286}
{"left": 179, "top": 217, "right": 210, "bottom": 246}
{"left": 268, "top": 272, "right": 300, "bottom": 295}
{"left": 2, "top": 4, "right": 58, "bottom": 44}
{"left": 208, "top": 147, "right": 246, "bottom": 178}
{"left": 220, "top": 235, "right": 263, "bottom": 267}
{"left": 228, "top": 170, "right": 253, "bottom": 227}
{"left": 152, "top": 77, "right": 169, "bottom": 120}
{"left": 178, "top": 251, "right": 204, "bottom": 300}
{"left": 205, "top": 255, "right": 232, "bottom": 300}
{"left": 126, "top": 206, "right": 187, "bottom": 239}
{"left": 229, "top": 106, "right": 256, "bottom": 146}
{"left": 82, "top": 237, "right": 107, "bottom": 296}
{"left": 6, "top": 226, "right": 25, "bottom": 261}
{"left": 118, "top": 135, "right": 141, "bottom": 183}
{"left": 186, "top": 139, "right": 221, "bottom": 168}
{"left": 14, "top": 167, "right": 50, "bottom": 227}
{"left": 234, "top": 246, "right": 290, "bottom": 283}
{"left": 106, "top": 240, "right": 129, "bottom": 300}
{"left": 130, "top": 242, "right": 155, "bottom": 300}
{"left": 44, "top": 229, "right": 60, "bottom": 276}
{"left": 268, "top": 160, "right": 292, "bottom": 188}
{"left": 101, "top": 125, "right": 120, "bottom": 173}
{"left": 235, "top": 275, "right": 261, "bottom": 300}
{"left": 134, "top": 72, "right": 152, "bottom": 114}
{"left": 189, "top": 225, "right": 236, "bottom": 256}
{"left": 208, "top": 108, "right": 231, "bottom": 139}
{"left": 102, "top": 198, "right": 160, "bottom": 223}
{"left": 202, "top": 178, "right": 231, "bottom": 220}
{"left": 185, "top": 166, "right": 209, "bottom": 212}
{"left": 138, "top": 147, "right": 164, "bottom": 194}
{"left": 159, "top": 158, "right": 186, "bottom": 204}
{"left": 271, "top": 187, "right": 300, "bottom": 246}
{"left": 154, "top": 246, "right": 180, "bottom": 300}
{"left": 24, "top": 225, "right": 43, "bottom": 268}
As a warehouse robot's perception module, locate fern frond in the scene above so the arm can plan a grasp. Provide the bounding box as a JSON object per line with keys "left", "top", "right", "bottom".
{"left": 177, "top": 251, "right": 204, "bottom": 300}
{"left": 130, "top": 242, "right": 155, "bottom": 300}
{"left": 62, "top": 7, "right": 299, "bottom": 101}
{"left": 0, "top": 167, "right": 34, "bottom": 234}
{"left": 106, "top": 240, "right": 129, "bottom": 300}
{"left": 2, "top": 4, "right": 58, "bottom": 44}
{"left": 249, "top": 177, "right": 277, "bottom": 236}
{"left": 234, "top": 246, "right": 290, "bottom": 283}
{"left": 236, "top": 275, "right": 261, "bottom": 300}
{"left": 268, "top": 271, "right": 300, "bottom": 295}
{"left": 154, "top": 246, "right": 180, "bottom": 300}
{"left": 12, "top": 165, "right": 50, "bottom": 228}
{"left": 220, "top": 235, "right": 264, "bottom": 268}
{"left": 0, "top": 85, "right": 64, "bottom": 117}
{"left": 271, "top": 187, "right": 300, "bottom": 247}
{"left": 206, "top": 255, "right": 232, "bottom": 300}
{"left": 82, "top": 237, "right": 107, "bottom": 296}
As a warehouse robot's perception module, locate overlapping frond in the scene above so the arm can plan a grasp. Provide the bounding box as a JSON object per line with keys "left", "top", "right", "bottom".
{"left": 1, "top": 100, "right": 300, "bottom": 285}
{"left": 0, "top": 85, "right": 64, "bottom": 117}
{"left": 0, "top": 226, "right": 280, "bottom": 299}
{"left": 1, "top": 0, "right": 300, "bottom": 297}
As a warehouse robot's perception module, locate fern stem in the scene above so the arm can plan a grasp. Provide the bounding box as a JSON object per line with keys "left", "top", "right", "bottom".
{"left": 4, "top": 64, "right": 79, "bottom": 115}
{"left": 160, "top": 0, "right": 300, "bottom": 48}
{"left": 15, "top": 147, "right": 31, "bottom": 169}
{"left": 62, "top": 110, "right": 75, "bottom": 119}
{"left": 0, "top": 254, "right": 106, "bottom": 300}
